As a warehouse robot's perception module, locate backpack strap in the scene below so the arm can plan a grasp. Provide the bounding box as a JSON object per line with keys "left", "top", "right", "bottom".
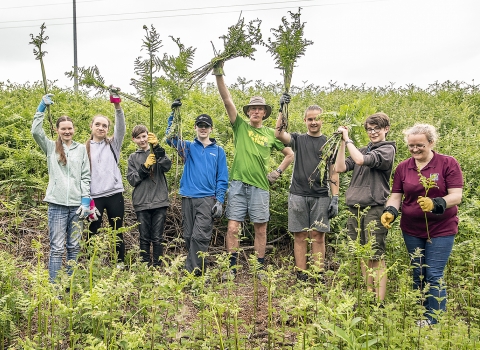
{"left": 109, "top": 143, "right": 118, "bottom": 164}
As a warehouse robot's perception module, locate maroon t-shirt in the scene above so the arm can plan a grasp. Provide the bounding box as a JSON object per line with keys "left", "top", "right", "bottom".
{"left": 392, "top": 152, "right": 463, "bottom": 238}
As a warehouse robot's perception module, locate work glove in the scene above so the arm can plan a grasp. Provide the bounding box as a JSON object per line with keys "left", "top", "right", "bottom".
{"left": 212, "top": 200, "right": 223, "bottom": 218}
{"left": 153, "top": 145, "right": 166, "bottom": 159}
{"left": 279, "top": 92, "right": 291, "bottom": 112}
{"left": 147, "top": 132, "right": 159, "bottom": 147}
{"left": 109, "top": 85, "right": 121, "bottom": 104}
{"left": 212, "top": 60, "right": 225, "bottom": 76}
{"left": 417, "top": 196, "right": 446, "bottom": 214}
{"left": 328, "top": 195, "right": 339, "bottom": 219}
{"left": 171, "top": 99, "right": 182, "bottom": 109}
{"left": 76, "top": 197, "right": 92, "bottom": 219}
{"left": 267, "top": 170, "right": 281, "bottom": 184}
{"left": 144, "top": 153, "right": 156, "bottom": 169}
{"left": 381, "top": 206, "right": 399, "bottom": 229}
{"left": 88, "top": 199, "right": 101, "bottom": 222}
{"left": 37, "top": 94, "right": 54, "bottom": 113}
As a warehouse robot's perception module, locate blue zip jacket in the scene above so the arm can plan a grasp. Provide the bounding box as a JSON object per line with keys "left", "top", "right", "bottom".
{"left": 166, "top": 115, "right": 228, "bottom": 203}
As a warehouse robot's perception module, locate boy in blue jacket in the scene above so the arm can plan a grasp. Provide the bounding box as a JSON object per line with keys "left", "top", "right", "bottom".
{"left": 166, "top": 101, "right": 229, "bottom": 276}
{"left": 127, "top": 126, "right": 172, "bottom": 267}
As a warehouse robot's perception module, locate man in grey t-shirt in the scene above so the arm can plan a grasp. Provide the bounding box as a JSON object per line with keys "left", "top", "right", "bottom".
{"left": 275, "top": 98, "right": 339, "bottom": 281}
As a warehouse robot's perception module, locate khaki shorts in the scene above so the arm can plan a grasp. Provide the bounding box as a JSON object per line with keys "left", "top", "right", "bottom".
{"left": 347, "top": 205, "right": 387, "bottom": 260}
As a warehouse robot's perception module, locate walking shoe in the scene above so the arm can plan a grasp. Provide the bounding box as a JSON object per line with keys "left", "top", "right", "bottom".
{"left": 221, "top": 270, "right": 236, "bottom": 283}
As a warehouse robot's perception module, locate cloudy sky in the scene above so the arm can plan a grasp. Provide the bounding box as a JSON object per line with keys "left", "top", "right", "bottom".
{"left": 1, "top": 0, "right": 479, "bottom": 94}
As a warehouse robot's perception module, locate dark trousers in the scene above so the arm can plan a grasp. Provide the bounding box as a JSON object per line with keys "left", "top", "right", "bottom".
{"left": 88, "top": 192, "right": 125, "bottom": 262}
{"left": 182, "top": 197, "right": 214, "bottom": 274}
{"left": 136, "top": 207, "right": 167, "bottom": 267}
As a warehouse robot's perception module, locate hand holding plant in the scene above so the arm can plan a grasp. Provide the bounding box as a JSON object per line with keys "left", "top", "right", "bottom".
{"left": 266, "top": 8, "right": 313, "bottom": 131}
{"left": 188, "top": 15, "right": 263, "bottom": 86}
{"left": 29, "top": 23, "right": 54, "bottom": 137}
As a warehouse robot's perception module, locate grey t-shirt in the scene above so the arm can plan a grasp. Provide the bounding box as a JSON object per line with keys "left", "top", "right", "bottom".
{"left": 288, "top": 133, "right": 329, "bottom": 197}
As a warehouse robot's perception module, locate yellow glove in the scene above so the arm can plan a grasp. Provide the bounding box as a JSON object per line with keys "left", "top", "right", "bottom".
{"left": 417, "top": 196, "right": 434, "bottom": 212}
{"left": 381, "top": 212, "right": 394, "bottom": 229}
{"left": 147, "top": 132, "right": 159, "bottom": 147}
{"left": 144, "top": 153, "right": 156, "bottom": 169}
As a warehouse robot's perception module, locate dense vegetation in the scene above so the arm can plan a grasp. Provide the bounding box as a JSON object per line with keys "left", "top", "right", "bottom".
{"left": 0, "top": 79, "right": 479, "bottom": 349}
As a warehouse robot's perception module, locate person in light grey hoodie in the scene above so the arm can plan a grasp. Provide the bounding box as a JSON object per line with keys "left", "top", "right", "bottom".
{"left": 31, "top": 94, "right": 91, "bottom": 283}
{"left": 85, "top": 88, "right": 126, "bottom": 266}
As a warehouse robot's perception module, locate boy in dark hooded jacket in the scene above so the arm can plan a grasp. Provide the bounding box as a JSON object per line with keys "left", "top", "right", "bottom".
{"left": 127, "top": 125, "right": 171, "bottom": 267}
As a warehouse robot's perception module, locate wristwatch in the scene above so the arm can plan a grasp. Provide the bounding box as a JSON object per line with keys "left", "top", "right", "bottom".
{"left": 276, "top": 168, "right": 283, "bottom": 175}
{"left": 345, "top": 139, "right": 354, "bottom": 146}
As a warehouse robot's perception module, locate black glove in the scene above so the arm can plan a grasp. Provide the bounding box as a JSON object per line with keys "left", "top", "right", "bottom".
{"left": 431, "top": 197, "right": 447, "bottom": 214}
{"left": 328, "top": 196, "right": 339, "bottom": 219}
{"left": 153, "top": 145, "right": 166, "bottom": 159}
{"left": 279, "top": 92, "right": 291, "bottom": 112}
{"left": 171, "top": 99, "right": 182, "bottom": 109}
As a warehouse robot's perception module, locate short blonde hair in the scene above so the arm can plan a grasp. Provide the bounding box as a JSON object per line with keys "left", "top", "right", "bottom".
{"left": 403, "top": 123, "right": 438, "bottom": 144}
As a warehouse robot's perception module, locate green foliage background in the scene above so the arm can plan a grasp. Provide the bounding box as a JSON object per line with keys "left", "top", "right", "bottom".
{"left": 1, "top": 79, "right": 478, "bottom": 240}
{"left": 1, "top": 79, "right": 480, "bottom": 348}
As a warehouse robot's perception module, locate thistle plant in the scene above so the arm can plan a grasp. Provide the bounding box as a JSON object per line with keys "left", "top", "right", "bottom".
{"left": 188, "top": 14, "right": 263, "bottom": 86}
{"left": 310, "top": 99, "right": 375, "bottom": 186}
{"left": 130, "top": 24, "right": 163, "bottom": 133}
{"left": 417, "top": 169, "right": 438, "bottom": 243}
{"left": 65, "top": 65, "right": 148, "bottom": 106}
{"left": 265, "top": 8, "right": 313, "bottom": 131}
{"left": 29, "top": 23, "right": 54, "bottom": 137}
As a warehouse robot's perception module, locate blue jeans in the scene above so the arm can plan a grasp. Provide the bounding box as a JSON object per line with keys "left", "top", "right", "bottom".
{"left": 48, "top": 203, "right": 83, "bottom": 283}
{"left": 402, "top": 232, "right": 455, "bottom": 324}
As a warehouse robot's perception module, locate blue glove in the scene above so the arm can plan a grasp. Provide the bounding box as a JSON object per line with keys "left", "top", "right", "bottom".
{"left": 328, "top": 196, "right": 339, "bottom": 219}
{"left": 37, "top": 94, "right": 54, "bottom": 112}
{"left": 76, "top": 197, "right": 91, "bottom": 219}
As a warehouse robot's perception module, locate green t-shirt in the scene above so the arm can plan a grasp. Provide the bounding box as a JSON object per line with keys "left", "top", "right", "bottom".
{"left": 230, "top": 116, "right": 285, "bottom": 191}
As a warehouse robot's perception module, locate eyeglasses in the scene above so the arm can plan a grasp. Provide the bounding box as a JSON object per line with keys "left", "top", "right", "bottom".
{"left": 365, "top": 127, "right": 381, "bottom": 134}
{"left": 196, "top": 123, "right": 210, "bottom": 129}
{"left": 408, "top": 144, "right": 427, "bottom": 150}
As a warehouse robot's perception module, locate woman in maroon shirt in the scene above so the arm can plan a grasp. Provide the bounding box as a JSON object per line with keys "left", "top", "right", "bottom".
{"left": 381, "top": 124, "right": 463, "bottom": 326}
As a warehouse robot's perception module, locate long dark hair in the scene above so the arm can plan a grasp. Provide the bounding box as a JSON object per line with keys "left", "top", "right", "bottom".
{"left": 55, "top": 116, "right": 74, "bottom": 166}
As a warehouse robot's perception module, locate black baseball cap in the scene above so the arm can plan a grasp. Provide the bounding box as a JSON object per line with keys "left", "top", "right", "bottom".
{"left": 195, "top": 114, "right": 213, "bottom": 127}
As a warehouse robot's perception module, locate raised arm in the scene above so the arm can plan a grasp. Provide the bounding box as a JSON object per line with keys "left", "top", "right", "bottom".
{"left": 214, "top": 68, "right": 237, "bottom": 124}
{"left": 274, "top": 93, "right": 292, "bottom": 144}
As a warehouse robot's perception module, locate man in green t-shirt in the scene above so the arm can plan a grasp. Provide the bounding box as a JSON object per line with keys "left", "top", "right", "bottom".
{"left": 214, "top": 64, "right": 294, "bottom": 279}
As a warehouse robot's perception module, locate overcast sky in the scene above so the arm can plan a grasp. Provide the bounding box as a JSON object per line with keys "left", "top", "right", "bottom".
{"left": 1, "top": 0, "right": 479, "bottom": 94}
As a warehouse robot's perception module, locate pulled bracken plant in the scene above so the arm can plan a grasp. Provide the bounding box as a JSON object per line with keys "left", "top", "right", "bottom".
{"left": 188, "top": 14, "right": 263, "bottom": 86}
{"left": 29, "top": 23, "right": 54, "bottom": 137}
{"left": 265, "top": 8, "right": 313, "bottom": 131}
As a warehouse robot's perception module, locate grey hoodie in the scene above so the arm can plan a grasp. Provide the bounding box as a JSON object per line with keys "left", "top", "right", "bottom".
{"left": 31, "top": 112, "right": 90, "bottom": 206}
{"left": 344, "top": 141, "right": 396, "bottom": 207}
{"left": 89, "top": 108, "right": 126, "bottom": 198}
